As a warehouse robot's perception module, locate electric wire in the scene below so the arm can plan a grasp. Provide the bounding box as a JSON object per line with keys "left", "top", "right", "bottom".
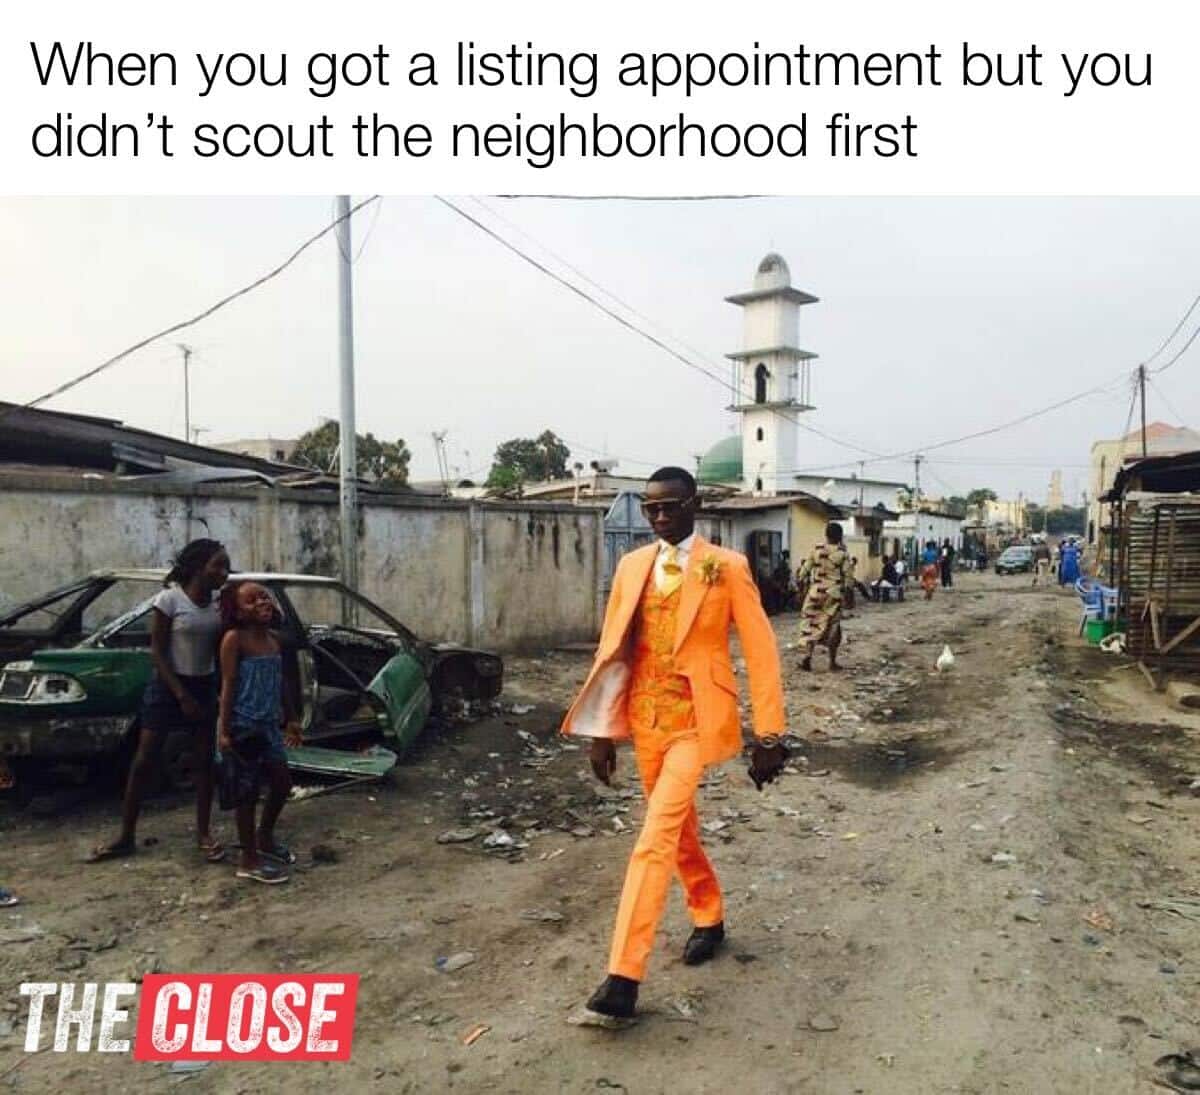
{"left": 1142, "top": 292, "right": 1200, "bottom": 369}
{"left": 5, "top": 196, "right": 381, "bottom": 422}
{"left": 436, "top": 194, "right": 883, "bottom": 459}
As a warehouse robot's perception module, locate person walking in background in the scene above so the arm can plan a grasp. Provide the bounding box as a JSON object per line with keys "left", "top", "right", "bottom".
{"left": 562, "top": 467, "right": 787, "bottom": 1022}
{"left": 89, "top": 539, "right": 231, "bottom": 864}
{"left": 1032, "top": 540, "right": 1052, "bottom": 587}
{"left": 796, "top": 522, "right": 851, "bottom": 671}
{"left": 939, "top": 538, "right": 955, "bottom": 588}
{"left": 1058, "top": 539, "right": 1081, "bottom": 587}
{"left": 920, "top": 540, "right": 940, "bottom": 600}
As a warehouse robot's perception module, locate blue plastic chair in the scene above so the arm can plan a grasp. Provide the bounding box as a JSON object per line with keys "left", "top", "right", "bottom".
{"left": 1076, "top": 577, "right": 1118, "bottom": 635}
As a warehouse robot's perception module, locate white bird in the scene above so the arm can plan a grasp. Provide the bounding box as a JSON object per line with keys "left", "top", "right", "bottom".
{"left": 936, "top": 644, "right": 955, "bottom": 672}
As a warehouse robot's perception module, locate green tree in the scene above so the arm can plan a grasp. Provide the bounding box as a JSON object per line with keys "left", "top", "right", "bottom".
{"left": 965, "top": 487, "right": 998, "bottom": 508}
{"left": 1026, "top": 503, "right": 1046, "bottom": 533}
{"left": 486, "top": 431, "right": 571, "bottom": 489}
{"left": 1045, "top": 506, "right": 1085, "bottom": 536}
{"left": 292, "top": 421, "right": 411, "bottom": 485}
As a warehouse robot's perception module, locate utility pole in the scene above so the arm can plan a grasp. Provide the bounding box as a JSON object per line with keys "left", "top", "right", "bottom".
{"left": 176, "top": 344, "right": 193, "bottom": 442}
{"left": 912, "top": 454, "right": 924, "bottom": 571}
{"left": 335, "top": 195, "right": 359, "bottom": 612}
{"left": 432, "top": 431, "right": 450, "bottom": 493}
{"left": 1138, "top": 363, "right": 1148, "bottom": 457}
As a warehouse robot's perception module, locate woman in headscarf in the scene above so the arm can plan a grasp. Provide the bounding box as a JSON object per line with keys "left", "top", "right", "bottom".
{"left": 796, "top": 522, "right": 851, "bottom": 671}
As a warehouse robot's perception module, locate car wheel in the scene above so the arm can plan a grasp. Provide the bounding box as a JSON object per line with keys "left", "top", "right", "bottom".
{"left": 159, "top": 729, "right": 198, "bottom": 793}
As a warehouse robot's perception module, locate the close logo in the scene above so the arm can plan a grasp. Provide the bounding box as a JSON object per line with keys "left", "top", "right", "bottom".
{"left": 19, "top": 974, "right": 359, "bottom": 1060}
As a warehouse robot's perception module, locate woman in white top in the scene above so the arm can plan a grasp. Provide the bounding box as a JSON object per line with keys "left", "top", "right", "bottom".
{"left": 89, "top": 538, "right": 231, "bottom": 863}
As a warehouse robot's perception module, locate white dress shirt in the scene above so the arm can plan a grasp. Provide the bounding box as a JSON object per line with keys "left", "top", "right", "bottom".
{"left": 654, "top": 533, "right": 695, "bottom": 593}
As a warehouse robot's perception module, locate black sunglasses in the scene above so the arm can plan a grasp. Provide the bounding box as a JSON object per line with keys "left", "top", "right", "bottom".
{"left": 640, "top": 496, "right": 695, "bottom": 518}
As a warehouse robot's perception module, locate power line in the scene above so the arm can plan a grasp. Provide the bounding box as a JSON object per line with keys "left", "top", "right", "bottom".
{"left": 1149, "top": 320, "right": 1200, "bottom": 375}
{"left": 9, "top": 196, "right": 380, "bottom": 419}
{"left": 468, "top": 196, "right": 735, "bottom": 383}
{"left": 1142, "top": 291, "right": 1200, "bottom": 369}
{"left": 490, "top": 194, "right": 769, "bottom": 201}
{"left": 1147, "top": 376, "right": 1190, "bottom": 428}
{"left": 435, "top": 195, "right": 883, "bottom": 460}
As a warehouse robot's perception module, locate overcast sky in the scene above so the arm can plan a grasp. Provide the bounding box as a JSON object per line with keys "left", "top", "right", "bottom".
{"left": 2, "top": 196, "right": 1197, "bottom": 502}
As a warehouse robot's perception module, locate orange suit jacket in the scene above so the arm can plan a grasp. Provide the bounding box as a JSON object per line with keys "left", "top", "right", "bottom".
{"left": 561, "top": 536, "right": 786, "bottom": 767}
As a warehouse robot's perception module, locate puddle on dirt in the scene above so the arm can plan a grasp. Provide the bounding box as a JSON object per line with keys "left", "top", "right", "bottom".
{"left": 792, "top": 734, "right": 968, "bottom": 790}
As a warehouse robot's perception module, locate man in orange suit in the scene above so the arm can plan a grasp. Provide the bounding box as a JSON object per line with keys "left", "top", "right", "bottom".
{"left": 562, "top": 466, "right": 788, "bottom": 1021}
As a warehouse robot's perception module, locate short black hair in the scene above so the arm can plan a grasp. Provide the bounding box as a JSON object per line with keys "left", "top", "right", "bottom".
{"left": 825, "top": 521, "right": 844, "bottom": 544}
{"left": 647, "top": 466, "right": 697, "bottom": 495}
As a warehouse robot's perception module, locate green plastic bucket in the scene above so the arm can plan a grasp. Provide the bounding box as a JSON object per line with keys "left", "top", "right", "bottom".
{"left": 1085, "top": 618, "right": 1113, "bottom": 645}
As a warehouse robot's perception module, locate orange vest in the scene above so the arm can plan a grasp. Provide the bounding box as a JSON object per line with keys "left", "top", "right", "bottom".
{"left": 626, "top": 574, "right": 696, "bottom": 734}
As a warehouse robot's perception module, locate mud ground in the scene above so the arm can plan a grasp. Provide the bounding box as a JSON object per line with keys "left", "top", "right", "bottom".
{"left": 4, "top": 572, "right": 1200, "bottom": 1093}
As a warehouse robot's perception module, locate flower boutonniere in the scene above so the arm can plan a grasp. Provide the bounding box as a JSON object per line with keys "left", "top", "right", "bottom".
{"left": 696, "top": 554, "right": 724, "bottom": 586}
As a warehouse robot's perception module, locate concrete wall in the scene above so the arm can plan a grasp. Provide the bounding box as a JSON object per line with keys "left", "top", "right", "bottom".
{"left": 0, "top": 473, "right": 602, "bottom": 652}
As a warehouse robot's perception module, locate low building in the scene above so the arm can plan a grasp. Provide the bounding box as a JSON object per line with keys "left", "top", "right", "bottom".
{"left": 883, "top": 508, "right": 966, "bottom": 569}
{"left": 211, "top": 437, "right": 300, "bottom": 464}
{"left": 1088, "top": 422, "right": 1200, "bottom": 549}
{"left": 1102, "top": 450, "right": 1200, "bottom": 682}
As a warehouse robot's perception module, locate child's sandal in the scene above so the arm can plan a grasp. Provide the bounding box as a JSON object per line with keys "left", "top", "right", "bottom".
{"left": 198, "top": 837, "right": 225, "bottom": 863}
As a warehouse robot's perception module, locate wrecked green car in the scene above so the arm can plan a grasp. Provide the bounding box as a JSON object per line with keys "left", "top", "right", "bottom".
{"left": 0, "top": 571, "right": 502, "bottom": 790}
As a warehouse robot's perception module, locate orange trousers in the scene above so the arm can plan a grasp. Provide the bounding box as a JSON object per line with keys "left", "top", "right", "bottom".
{"left": 608, "top": 728, "right": 724, "bottom": 981}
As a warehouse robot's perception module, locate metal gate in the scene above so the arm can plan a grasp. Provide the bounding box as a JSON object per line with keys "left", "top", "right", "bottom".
{"left": 603, "top": 491, "right": 654, "bottom": 594}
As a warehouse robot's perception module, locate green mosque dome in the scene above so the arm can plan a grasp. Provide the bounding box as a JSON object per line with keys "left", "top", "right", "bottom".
{"left": 697, "top": 436, "right": 743, "bottom": 485}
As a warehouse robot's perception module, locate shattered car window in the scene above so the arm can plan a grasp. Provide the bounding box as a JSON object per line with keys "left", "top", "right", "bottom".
{"left": 282, "top": 584, "right": 411, "bottom": 642}
{"left": 80, "top": 579, "right": 161, "bottom": 637}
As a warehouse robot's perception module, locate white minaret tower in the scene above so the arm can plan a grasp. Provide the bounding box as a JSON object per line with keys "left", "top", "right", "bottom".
{"left": 725, "top": 253, "right": 819, "bottom": 495}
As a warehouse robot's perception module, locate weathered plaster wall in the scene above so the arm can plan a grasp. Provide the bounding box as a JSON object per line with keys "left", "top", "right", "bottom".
{"left": 0, "top": 474, "right": 602, "bottom": 651}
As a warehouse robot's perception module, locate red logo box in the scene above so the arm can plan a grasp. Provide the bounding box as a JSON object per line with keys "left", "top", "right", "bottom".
{"left": 134, "top": 974, "right": 359, "bottom": 1061}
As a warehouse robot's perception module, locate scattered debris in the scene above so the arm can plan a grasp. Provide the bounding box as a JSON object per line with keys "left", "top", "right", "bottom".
{"left": 808, "top": 1013, "right": 840, "bottom": 1032}
{"left": 667, "top": 992, "right": 704, "bottom": 1023}
{"left": 483, "top": 830, "right": 517, "bottom": 850}
{"left": 435, "top": 952, "right": 477, "bottom": 974}
{"left": 0, "top": 925, "right": 44, "bottom": 944}
{"left": 988, "top": 852, "right": 1017, "bottom": 865}
{"left": 1084, "top": 909, "right": 1114, "bottom": 933}
{"left": 166, "top": 1060, "right": 211, "bottom": 1076}
{"left": 520, "top": 909, "right": 565, "bottom": 924}
{"left": 1138, "top": 898, "right": 1200, "bottom": 923}
{"left": 567, "top": 1008, "right": 637, "bottom": 1030}
{"left": 438, "top": 828, "right": 479, "bottom": 845}
{"left": 462, "top": 1023, "right": 491, "bottom": 1046}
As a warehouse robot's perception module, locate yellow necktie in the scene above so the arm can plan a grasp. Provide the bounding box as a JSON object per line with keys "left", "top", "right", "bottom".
{"left": 660, "top": 545, "right": 684, "bottom": 597}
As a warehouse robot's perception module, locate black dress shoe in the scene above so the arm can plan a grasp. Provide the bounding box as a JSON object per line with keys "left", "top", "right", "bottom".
{"left": 585, "top": 975, "right": 639, "bottom": 1018}
{"left": 683, "top": 922, "right": 726, "bottom": 965}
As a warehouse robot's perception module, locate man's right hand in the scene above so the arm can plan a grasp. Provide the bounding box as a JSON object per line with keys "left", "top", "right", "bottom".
{"left": 589, "top": 738, "right": 617, "bottom": 785}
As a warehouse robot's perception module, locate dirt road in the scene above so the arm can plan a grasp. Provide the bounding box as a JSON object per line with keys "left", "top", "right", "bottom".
{"left": 4, "top": 572, "right": 1200, "bottom": 1093}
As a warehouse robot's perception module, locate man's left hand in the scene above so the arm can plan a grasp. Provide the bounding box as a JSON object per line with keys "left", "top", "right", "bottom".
{"left": 748, "top": 739, "right": 789, "bottom": 791}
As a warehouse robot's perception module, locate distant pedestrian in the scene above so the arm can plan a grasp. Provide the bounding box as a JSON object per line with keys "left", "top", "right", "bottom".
{"left": 920, "top": 541, "right": 940, "bottom": 600}
{"left": 89, "top": 538, "right": 231, "bottom": 864}
{"left": 0, "top": 886, "right": 18, "bottom": 907}
{"left": 939, "top": 539, "right": 955, "bottom": 588}
{"left": 217, "top": 580, "right": 301, "bottom": 885}
{"left": 796, "top": 522, "right": 851, "bottom": 671}
{"left": 1032, "top": 540, "right": 1051, "bottom": 587}
{"left": 1058, "top": 540, "right": 1081, "bottom": 587}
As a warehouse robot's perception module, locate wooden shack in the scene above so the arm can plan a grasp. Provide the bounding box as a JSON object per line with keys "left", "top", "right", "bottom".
{"left": 1106, "top": 451, "right": 1200, "bottom": 684}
